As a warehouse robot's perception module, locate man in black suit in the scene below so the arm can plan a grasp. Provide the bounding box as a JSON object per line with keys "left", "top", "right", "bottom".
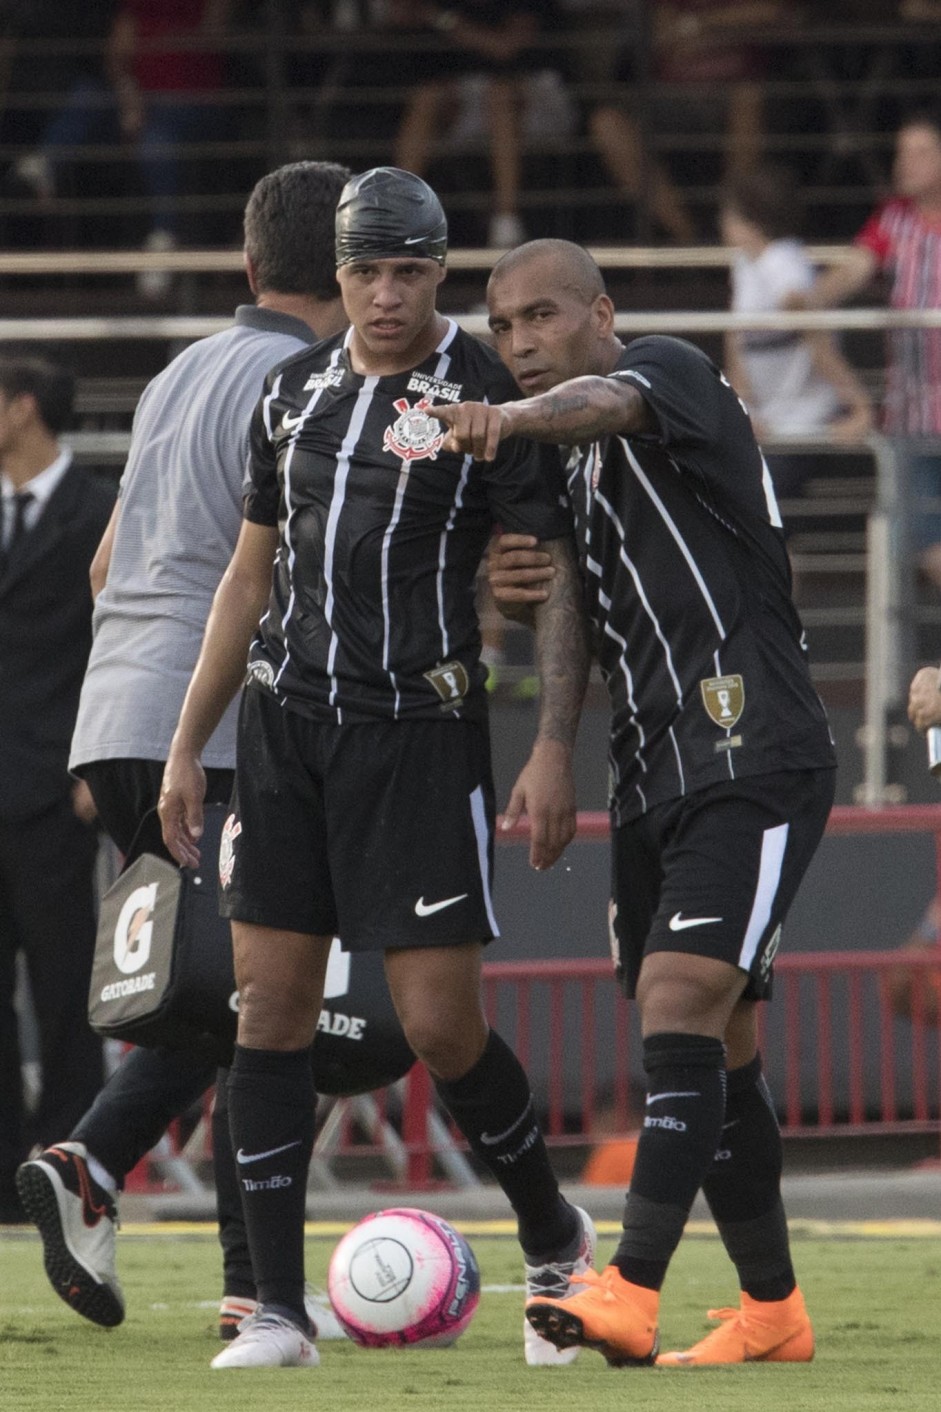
{"left": 0, "top": 355, "right": 115, "bottom": 1221}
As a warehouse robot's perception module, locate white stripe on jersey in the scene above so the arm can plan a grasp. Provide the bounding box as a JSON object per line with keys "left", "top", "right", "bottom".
{"left": 738, "top": 821, "right": 789, "bottom": 972}
{"left": 620, "top": 438, "right": 729, "bottom": 637}
{"left": 381, "top": 459, "right": 411, "bottom": 714}
{"left": 261, "top": 371, "right": 284, "bottom": 440}
{"left": 591, "top": 491, "right": 684, "bottom": 704}
{"left": 600, "top": 613, "right": 649, "bottom": 814}
{"left": 436, "top": 452, "right": 474, "bottom": 664}
{"left": 713, "top": 648, "right": 736, "bottom": 782}
{"left": 435, "top": 319, "right": 460, "bottom": 356}
{"left": 429, "top": 334, "right": 469, "bottom": 667}
{"left": 255, "top": 372, "right": 287, "bottom": 646}
{"left": 470, "top": 784, "right": 500, "bottom": 937}
{"left": 382, "top": 327, "right": 466, "bottom": 713}
{"left": 273, "top": 355, "right": 344, "bottom": 696}
{"left": 759, "top": 451, "right": 784, "bottom": 528}
{"left": 323, "top": 374, "right": 379, "bottom": 715}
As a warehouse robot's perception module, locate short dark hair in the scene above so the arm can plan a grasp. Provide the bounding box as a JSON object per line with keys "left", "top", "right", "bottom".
{"left": 720, "top": 164, "right": 803, "bottom": 242}
{"left": 243, "top": 160, "right": 352, "bottom": 299}
{"left": 0, "top": 355, "right": 74, "bottom": 435}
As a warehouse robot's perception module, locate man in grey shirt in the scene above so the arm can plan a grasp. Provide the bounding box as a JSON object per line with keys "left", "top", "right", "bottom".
{"left": 16, "top": 160, "right": 350, "bottom": 1338}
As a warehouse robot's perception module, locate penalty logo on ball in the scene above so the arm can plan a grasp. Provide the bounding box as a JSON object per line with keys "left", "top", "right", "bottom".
{"left": 327, "top": 1207, "right": 480, "bottom": 1348}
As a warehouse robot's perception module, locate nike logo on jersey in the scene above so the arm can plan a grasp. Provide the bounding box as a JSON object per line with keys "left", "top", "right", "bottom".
{"left": 668, "top": 911, "right": 723, "bottom": 931}
{"left": 414, "top": 893, "right": 468, "bottom": 917}
{"left": 281, "top": 410, "right": 307, "bottom": 432}
{"left": 646, "top": 1091, "right": 700, "bottom": 1105}
{"left": 235, "top": 1140, "right": 302, "bottom": 1166}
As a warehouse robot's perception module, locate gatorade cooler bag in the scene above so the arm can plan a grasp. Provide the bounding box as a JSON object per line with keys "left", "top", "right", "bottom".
{"left": 88, "top": 803, "right": 237, "bottom": 1063}
{"left": 89, "top": 803, "right": 415, "bottom": 1091}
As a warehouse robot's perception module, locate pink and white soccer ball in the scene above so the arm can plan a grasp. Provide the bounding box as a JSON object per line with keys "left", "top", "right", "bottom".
{"left": 326, "top": 1207, "right": 480, "bottom": 1348}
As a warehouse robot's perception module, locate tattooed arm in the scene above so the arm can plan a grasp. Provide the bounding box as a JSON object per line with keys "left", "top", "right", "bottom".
{"left": 436, "top": 376, "right": 655, "bottom": 461}
{"left": 505, "top": 534, "right": 591, "bottom": 871}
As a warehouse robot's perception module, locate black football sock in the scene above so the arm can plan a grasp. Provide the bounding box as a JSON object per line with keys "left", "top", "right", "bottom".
{"left": 212, "top": 1065, "right": 254, "bottom": 1300}
{"left": 701, "top": 1052, "right": 796, "bottom": 1302}
{"left": 434, "top": 1029, "right": 577, "bottom": 1260}
{"left": 612, "top": 1032, "right": 726, "bottom": 1292}
{"left": 226, "top": 1044, "right": 316, "bottom": 1323}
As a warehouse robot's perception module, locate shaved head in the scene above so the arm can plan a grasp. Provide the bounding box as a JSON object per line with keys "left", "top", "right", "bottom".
{"left": 489, "top": 239, "right": 606, "bottom": 305}
{"left": 486, "top": 239, "right": 621, "bottom": 395}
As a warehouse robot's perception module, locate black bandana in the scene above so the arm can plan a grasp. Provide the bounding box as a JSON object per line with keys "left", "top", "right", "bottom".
{"left": 336, "top": 167, "right": 447, "bottom": 267}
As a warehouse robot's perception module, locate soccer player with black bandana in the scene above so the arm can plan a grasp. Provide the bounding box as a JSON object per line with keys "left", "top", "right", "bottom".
{"left": 436, "top": 238, "right": 837, "bottom": 1370}
{"left": 160, "top": 177, "right": 597, "bottom": 1370}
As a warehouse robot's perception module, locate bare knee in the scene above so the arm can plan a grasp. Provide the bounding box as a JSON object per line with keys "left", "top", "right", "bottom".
{"left": 398, "top": 1006, "right": 488, "bottom": 1082}
{"left": 384, "top": 943, "right": 488, "bottom": 1081}
{"left": 236, "top": 977, "right": 318, "bottom": 1050}
{"left": 637, "top": 951, "right": 747, "bottom": 1041}
{"left": 233, "top": 924, "right": 330, "bottom": 1051}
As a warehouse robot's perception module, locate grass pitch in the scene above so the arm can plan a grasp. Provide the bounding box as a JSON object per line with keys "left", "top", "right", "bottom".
{"left": 1, "top": 1220, "right": 938, "bottom": 1412}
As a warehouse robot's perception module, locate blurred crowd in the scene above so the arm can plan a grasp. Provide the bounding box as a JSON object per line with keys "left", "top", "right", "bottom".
{"left": 2, "top": 0, "right": 941, "bottom": 260}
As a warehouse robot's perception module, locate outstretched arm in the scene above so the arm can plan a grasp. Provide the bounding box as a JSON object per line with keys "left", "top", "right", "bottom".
{"left": 436, "top": 376, "right": 654, "bottom": 461}
{"left": 505, "top": 535, "right": 590, "bottom": 871}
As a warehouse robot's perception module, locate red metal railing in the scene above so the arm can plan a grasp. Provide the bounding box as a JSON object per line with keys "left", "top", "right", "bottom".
{"left": 126, "top": 807, "right": 941, "bottom": 1192}
{"left": 393, "top": 806, "right": 941, "bottom": 1184}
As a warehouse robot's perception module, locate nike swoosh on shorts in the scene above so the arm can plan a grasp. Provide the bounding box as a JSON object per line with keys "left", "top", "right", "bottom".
{"left": 668, "top": 911, "right": 723, "bottom": 931}
{"left": 414, "top": 894, "right": 468, "bottom": 917}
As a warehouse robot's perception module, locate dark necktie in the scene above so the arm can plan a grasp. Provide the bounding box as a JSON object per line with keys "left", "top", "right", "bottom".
{"left": 9, "top": 490, "right": 33, "bottom": 548}
{"left": 0, "top": 490, "right": 33, "bottom": 573}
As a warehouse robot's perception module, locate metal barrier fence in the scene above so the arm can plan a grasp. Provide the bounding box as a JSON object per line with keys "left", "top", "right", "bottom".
{"left": 395, "top": 806, "right": 941, "bottom": 1186}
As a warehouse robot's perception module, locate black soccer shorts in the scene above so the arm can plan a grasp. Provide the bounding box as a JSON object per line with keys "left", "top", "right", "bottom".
{"left": 220, "top": 685, "right": 500, "bottom": 950}
{"left": 610, "top": 767, "right": 836, "bottom": 1000}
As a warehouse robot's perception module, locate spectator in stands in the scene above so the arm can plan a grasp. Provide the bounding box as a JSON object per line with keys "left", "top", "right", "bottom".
{"left": 7, "top": 2, "right": 232, "bottom": 279}
{"left": 795, "top": 103, "right": 941, "bottom": 591}
{"left": 7, "top": 1, "right": 118, "bottom": 205}
{"left": 898, "top": 660, "right": 941, "bottom": 1028}
{"left": 391, "top": 1, "right": 561, "bottom": 248}
{"left": 14, "top": 162, "right": 351, "bottom": 1330}
{"left": 588, "top": 0, "right": 788, "bottom": 242}
{"left": 0, "top": 356, "right": 114, "bottom": 1223}
{"left": 719, "top": 163, "right": 872, "bottom": 507}
{"left": 107, "top": 0, "right": 233, "bottom": 296}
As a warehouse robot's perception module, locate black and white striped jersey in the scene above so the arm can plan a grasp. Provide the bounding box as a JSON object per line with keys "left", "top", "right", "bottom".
{"left": 243, "top": 318, "right": 571, "bottom": 723}
{"left": 565, "top": 335, "right": 835, "bottom": 827}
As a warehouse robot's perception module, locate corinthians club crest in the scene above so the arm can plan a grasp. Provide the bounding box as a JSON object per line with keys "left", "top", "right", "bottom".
{"left": 383, "top": 396, "right": 445, "bottom": 462}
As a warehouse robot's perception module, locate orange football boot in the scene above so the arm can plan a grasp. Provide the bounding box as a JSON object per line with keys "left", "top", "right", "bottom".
{"left": 525, "top": 1265, "right": 659, "bottom": 1367}
{"left": 657, "top": 1287, "right": 814, "bottom": 1367}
